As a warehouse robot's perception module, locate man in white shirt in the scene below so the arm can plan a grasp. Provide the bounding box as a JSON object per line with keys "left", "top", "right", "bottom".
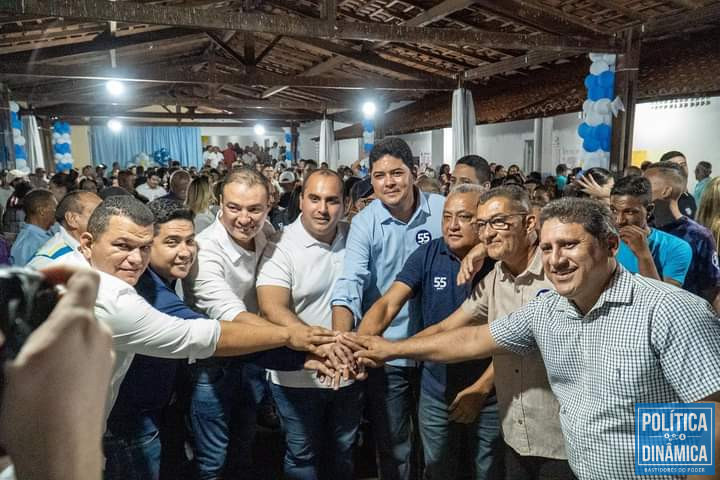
{"left": 135, "top": 173, "right": 167, "bottom": 202}
{"left": 77, "top": 195, "right": 336, "bottom": 421}
{"left": 182, "top": 167, "right": 294, "bottom": 478}
{"left": 28, "top": 190, "right": 101, "bottom": 269}
{"left": 257, "top": 169, "right": 363, "bottom": 478}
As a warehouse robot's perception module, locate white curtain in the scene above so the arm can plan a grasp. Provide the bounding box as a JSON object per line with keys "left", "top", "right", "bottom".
{"left": 22, "top": 115, "right": 44, "bottom": 172}
{"left": 319, "top": 118, "right": 336, "bottom": 168}
{"left": 451, "top": 88, "right": 477, "bottom": 165}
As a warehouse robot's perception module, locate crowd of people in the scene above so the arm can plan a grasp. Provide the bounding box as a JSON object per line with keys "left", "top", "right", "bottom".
{"left": 0, "top": 137, "right": 719, "bottom": 480}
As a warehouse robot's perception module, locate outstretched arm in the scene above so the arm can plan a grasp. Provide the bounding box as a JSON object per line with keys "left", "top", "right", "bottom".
{"left": 357, "top": 282, "right": 413, "bottom": 336}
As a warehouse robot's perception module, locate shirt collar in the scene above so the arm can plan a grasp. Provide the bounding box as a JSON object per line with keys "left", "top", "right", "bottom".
{"left": 498, "top": 245, "right": 543, "bottom": 281}
{"left": 555, "top": 264, "right": 633, "bottom": 315}
{"left": 377, "top": 188, "right": 429, "bottom": 225}
{"left": 211, "top": 216, "right": 263, "bottom": 263}
{"left": 293, "top": 215, "right": 346, "bottom": 248}
{"left": 147, "top": 265, "right": 176, "bottom": 289}
{"left": 58, "top": 225, "right": 80, "bottom": 250}
{"left": 22, "top": 222, "right": 50, "bottom": 236}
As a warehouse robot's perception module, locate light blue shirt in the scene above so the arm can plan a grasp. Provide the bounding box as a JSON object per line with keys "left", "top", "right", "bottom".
{"left": 615, "top": 227, "right": 692, "bottom": 285}
{"left": 694, "top": 177, "right": 710, "bottom": 204}
{"left": 10, "top": 222, "right": 52, "bottom": 267}
{"left": 331, "top": 191, "right": 445, "bottom": 366}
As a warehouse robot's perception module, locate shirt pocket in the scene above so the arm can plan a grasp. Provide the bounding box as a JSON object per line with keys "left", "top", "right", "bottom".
{"left": 597, "top": 348, "right": 654, "bottom": 400}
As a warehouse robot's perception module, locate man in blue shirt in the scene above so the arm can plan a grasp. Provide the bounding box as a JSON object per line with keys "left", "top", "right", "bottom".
{"left": 358, "top": 184, "right": 500, "bottom": 479}
{"left": 332, "top": 137, "right": 445, "bottom": 480}
{"left": 610, "top": 175, "right": 692, "bottom": 286}
{"left": 9, "top": 188, "right": 56, "bottom": 266}
{"left": 104, "top": 199, "right": 333, "bottom": 480}
{"left": 645, "top": 162, "right": 720, "bottom": 312}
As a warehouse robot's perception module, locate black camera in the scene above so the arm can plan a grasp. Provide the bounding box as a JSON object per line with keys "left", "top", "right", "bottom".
{"left": 0, "top": 268, "right": 60, "bottom": 361}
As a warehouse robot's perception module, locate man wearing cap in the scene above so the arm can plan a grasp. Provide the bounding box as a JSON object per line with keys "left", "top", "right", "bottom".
{"left": 278, "top": 171, "right": 296, "bottom": 209}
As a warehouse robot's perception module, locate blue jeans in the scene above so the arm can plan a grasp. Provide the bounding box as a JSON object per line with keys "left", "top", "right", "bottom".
{"left": 187, "top": 361, "right": 260, "bottom": 480}
{"left": 270, "top": 382, "right": 364, "bottom": 480}
{"left": 103, "top": 425, "right": 162, "bottom": 480}
{"left": 419, "top": 390, "right": 502, "bottom": 480}
{"left": 366, "top": 365, "right": 419, "bottom": 480}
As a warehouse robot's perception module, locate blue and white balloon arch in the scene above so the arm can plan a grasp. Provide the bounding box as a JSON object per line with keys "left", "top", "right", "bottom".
{"left": 52, "top": 121, "right": 74, "bottom": 172}
{"left": 9, "top": 101, "right": 28, "bottom": 172}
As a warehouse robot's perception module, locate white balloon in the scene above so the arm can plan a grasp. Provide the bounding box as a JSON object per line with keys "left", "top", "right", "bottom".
{"left": 63, "top": 153, "right": 73, "bottom": 161}
{"left": 54, "top": 153, "right": 63, "bottom": 161}
{"left": 589, "top": 61, "right": 609, "bottom": 75}
{"left": 8, "top": 101, "right": 19, "bottom": 113}
{"left": 594, "top": 98, "right": 612, "bottom": 115}
{"left": 62, "top": 133, "right": 71, "bottom": 141}
{"left": 52, "top": 132, "right": 61, "bottom": 140}
{"left": 602, "top": 54, "right": 616, "bottom": 66}
{"left": 586, "top": 111, "right": 603, "bottom": 126}
{"left": 589, "top": 53, "right": 605, "bottom": 62}
{"left": 583, "top": 100, "right": 594, "bottom": 115}
{"left": 602, "top": 113, "right": 612, "bottom": 125}
{"left": 15, "top": 136, "right": 25, "bottom": 146}
{"left": 12, "top": 128, "right": 21, "bottom": 138}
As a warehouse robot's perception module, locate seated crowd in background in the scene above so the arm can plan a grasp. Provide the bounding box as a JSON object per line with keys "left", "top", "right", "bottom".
{"left": 0, "top": 138, "right": 719, "bottom": 480}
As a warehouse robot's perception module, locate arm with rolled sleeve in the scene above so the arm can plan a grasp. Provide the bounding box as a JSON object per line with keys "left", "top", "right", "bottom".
{"left": 189, "top": 245, "right": 248, "bottom": 320}
{"left": 332, "top": 213, "right": 372, "bottom": 330}
{"left": 487, "top": 301, "right": 538, "bottom": 356}
{"left": 651, "top": 290, "right": 720, "bottom": 402}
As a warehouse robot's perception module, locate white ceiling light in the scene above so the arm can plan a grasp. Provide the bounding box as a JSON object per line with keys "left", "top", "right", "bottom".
{"left": 106, "top": 80, "right": 125, "bottom": 96}
{"left": 254, "top": 124, "right": 266, "bottom": 136}
{"left": 107, "top": 118, "right": 123, "bottom": 133}
{"left": 362, "top": 101, "right": 377, "bottom": 119}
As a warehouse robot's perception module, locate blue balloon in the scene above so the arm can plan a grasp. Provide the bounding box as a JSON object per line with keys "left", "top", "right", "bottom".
{"left": 584, "top": 74, "right": 598, "bottom": 89}
{"left": 583, "top": 137, "right": 600, "bottom": 152}
{"left": 577, "top": 123, "right": 592, "bottom": 139}
{"left": 596, "top": 124, "right": 611, "bottom": 142}
{"left": 14, "top": 144, "right": 27, "bottom": 159}
{"left": 12, "top": 119, "right": 22, "bottom": 130}
{"left": 599, "top": 70, "right": 615, "bottom": 88}
{"left": 363, "top": 142, "right": 373, "bottom": 153}
{"left": 285, "top": 133, "right": 292, "bottom": 143}
{"left": 362, "top": 119, "right": 374, "bottom": 132}
{"left": 600, "top": 137, "right": 611, "bottom": 151}
{"left": 588, "top": 85, "right": 605, "bottom": 101}
{"left": 603, "top": 86, "right": 614, "bottom": 98}
{"left": 54, "top": 143, "right": 69, "bottom": 154}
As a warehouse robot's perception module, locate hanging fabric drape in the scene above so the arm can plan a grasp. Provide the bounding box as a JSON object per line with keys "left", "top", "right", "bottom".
{"left": 90, "top": 125, "right": 203, "bottom": 168}
{"left": 319, "top": 118, "right": 336, "bottom": 168}
{"left": 451, "top": 88, "right": 477, "bottom": 165}
{"left": 22, "top": 115, "right": 44, "bottom": 172}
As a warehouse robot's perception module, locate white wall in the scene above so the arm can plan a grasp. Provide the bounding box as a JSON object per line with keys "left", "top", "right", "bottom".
{"left": 633, "top": 99, "right": 720, "bottom": 191}
{"left": 475, "top": 119, "right": 534, "bottom": 169}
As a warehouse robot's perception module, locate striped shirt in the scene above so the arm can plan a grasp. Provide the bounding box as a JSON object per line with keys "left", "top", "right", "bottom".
{"left": 489, "top": 266, "right": 720, "bottom": 479}
{"left": 27, "top": 225, "right": 87, "bottom": 269}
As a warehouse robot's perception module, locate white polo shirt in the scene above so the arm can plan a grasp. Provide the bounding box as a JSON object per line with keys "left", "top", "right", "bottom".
{"left": 136, "top": 183, "right": 167, "bottom": 202}
{"left": 184, "top": 215, "right": 274, "bottom": 319}
{"left": 27, "top": 225, "right": 87, "bottom": 269}
{"left": 257, "top": 216, "right": 351, "bottom": 389}
{"left": 94, "top": 271, "right": 220, "bottom": 420}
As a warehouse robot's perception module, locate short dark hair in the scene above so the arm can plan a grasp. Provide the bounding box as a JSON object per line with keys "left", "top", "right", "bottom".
{"left": 556, "top": 163, "right": 568, "bottom": 175}
{"left": 456, "top": 155, "right": 491, "bottom": 184}
{"left": 585, "top": 167, "right": 614, "bottom": 186}
{"left": 87, "top": 195, "right": 154, "bottom": 239}
{"left": 55, "top": 190, "right": 98, "bottom": 225}
{"left": 659, "top": 151, "right": 685, "bottom": 162}
{"left": 49, "top": 172, "right": 75, "bottom": 191}
{"left": 23, "top": 189, "right": 56, "bottom": 217}
{"left": 697, "top": 161, "right": 712, "bottom": 176}
{"left": 148, "top": 198, "right": 194, "bottom": 234}
{"left": 479, "top": 185, "right": 531, "bottom": 212}
{"left": 222, "top": 167, "right": 271, "bottom": 200}
{"left": 645, "top": 161, "right": 686, "bottom": 199}
{"left": 610, "top": 175, "right": 652, "bottom": 206}
{"left": 540, "top": 197, "right": 618, "bottom": 246}
{"left": 369, "top": 137, "right": 414, "bottom": 172}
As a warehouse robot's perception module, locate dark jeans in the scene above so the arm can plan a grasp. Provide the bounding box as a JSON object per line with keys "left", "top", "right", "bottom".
{"left": 270, "top": 382, "right": 364, "bottom": 480}
{"left": 187, "top": 361, "right": 261, "bottom": 480}
{"left": 366, "top": 364, "right": 420, "bottom": 480}
{"left": 419, "top": 390, "right": 502, "bottom": 480}
{"left": 103, "top": 426, "right": 161, "bottom": 480}
{"left": 503, "top": 443, "right": 577, "bottom": 480}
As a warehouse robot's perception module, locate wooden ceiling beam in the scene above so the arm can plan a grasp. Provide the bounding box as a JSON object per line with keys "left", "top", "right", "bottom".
{"left": 592, "top": 0, "right": 648, "bottom": 22}
{"left": 0, "top": 62, "right": 456, "bottom": 90}
{"left": 30, "top": 108, "right": 323, "bottom": 122}
{"left": 643, "top": 2, "right": 720, "bottom": 34}
{"left": 255, "top": 35, "right": 282, "bottom": 64}
{"left": 463, "top": 50, "right": 576, "bottom": 80}
{"left": 0, "top": 0, "right": 617, "bottom": 51}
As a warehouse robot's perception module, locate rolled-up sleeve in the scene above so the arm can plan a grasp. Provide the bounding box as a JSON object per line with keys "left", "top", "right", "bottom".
{"left": 96, "top": 288, "right": 220, "bottom": 362}
{"left": 190, "top": 246, "right": 247, "bottom": 321}
{"left": 331, "top": 214, "right": 372, "bottom": 323}
{"left": 489, "top": 305, "right": 538, "bottom": 356}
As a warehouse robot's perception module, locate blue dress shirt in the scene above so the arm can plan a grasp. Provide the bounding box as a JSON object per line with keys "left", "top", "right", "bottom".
{"left": 331, "top": 191, "right": 445, "bottom": 366}
{"left": 9, "top": 222, "right": 52, "bottom": 266}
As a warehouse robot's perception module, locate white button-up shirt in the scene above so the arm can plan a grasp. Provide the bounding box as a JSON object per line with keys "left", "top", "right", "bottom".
{"left": 94, "top": 271, "right": 220, "bottom": 420}
{"left": 184, "top": 216, "right": 273, "bottom": 319}
{"left": 257, "top": 217, "right": 350, "bottom": 389}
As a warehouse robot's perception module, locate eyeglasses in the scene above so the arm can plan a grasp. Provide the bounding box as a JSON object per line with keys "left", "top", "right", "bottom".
{"left": 475, "top": 213, "right": 528, "bottom": 231}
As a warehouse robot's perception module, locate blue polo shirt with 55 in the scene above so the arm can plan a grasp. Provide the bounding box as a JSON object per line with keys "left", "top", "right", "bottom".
{"left": 396, "top": 237, "right": 496, "bottom": 401}
{"left": 332, "top": 190, "right": 445, "bottom": 366}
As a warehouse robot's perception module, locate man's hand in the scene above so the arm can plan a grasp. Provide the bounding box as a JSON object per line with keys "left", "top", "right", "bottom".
{"left": 286, "top": 324, "right": 336, "bottom": 353}
{"left": 457, "top": 243, "right": 487, "bottom": 285}
{"left": 303, "top": 353, "right": 341, "bottom": 390}
{"left": 576, "top": 174, "right": 611, "bottom": 200}
{"left": 0, "top": 267, "right": 114, "bottom": 480}
{"left": 347, "top": 334, "right": 397, "bottom": 367}
{"left": 618, "top": 225, "right": 650, "bottom": 257}
{"left": 449, "top": 385, "right": 489, "bottom": 424}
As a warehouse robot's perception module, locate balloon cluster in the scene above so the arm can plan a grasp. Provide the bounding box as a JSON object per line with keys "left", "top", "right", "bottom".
{"left": 362, "top": 119, "right": 374, "bottom": 154}
{"left": 9, "top": 101, "right": 28, "bottom": 172}
{"left": 283, "top": 127, "right": 294, "bottom": 162}
{"left": 577, "top": 53, "right": 619, "bottom": 167}
{"left": 152, "top": 148, "right": 171, "bottom": 166}
{"left": 52, "top": 121, "right": 74, "bottom": 172}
